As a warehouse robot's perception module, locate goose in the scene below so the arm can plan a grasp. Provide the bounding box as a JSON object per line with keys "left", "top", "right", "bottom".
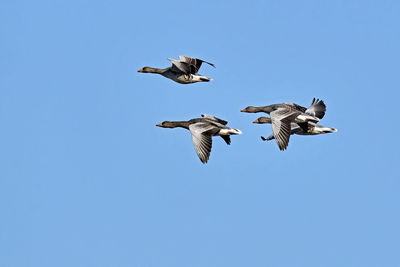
{"left": 240, "top": 98, "right": 326, "bottom": 150}
{"left": 156, "top": 114, "right": 242, "bottom": 163}
{"left": 253, "top": 117, "right": 337, "bottom": 141}
{"left": 138, "top": 56, "right": 215, "bottom": 84}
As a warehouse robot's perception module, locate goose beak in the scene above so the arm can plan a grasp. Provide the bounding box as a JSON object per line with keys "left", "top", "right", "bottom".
{"left": 138, "top": 69, "right": 143, "bottom": 72}
{"left": 253, "top": 119, "right": 260, "bottom": 123}
{"left": 156, "top": 123, "right": 162, "bottom": 127}
{"left": 241, "top": 108, "right": 247, "bottom": 112}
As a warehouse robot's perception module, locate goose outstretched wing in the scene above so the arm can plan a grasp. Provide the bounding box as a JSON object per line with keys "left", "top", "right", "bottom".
{"left": 270, "top": 107, "right": 300, "bottom": 150}
{"left": 168, "top": 56, "right": 215, "bottom": 74}
{"left": 189, "top": 122, "right": 215, "bottom": 163}
{"left": 305, "top": 98, "right": 326, "bottom": 119}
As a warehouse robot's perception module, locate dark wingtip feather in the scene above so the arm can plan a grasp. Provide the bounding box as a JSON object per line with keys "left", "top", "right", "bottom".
{"left": 200, "top": 157, "right": 208, "bottom": 164}
{"left": 220, "top": 135, "right": 231, "bottom": 145}
{"left": 203, "top": 60, "right": 216, "bottom": 68}
{"left": 278, "top": 142, "right": 288, "bottom": 151}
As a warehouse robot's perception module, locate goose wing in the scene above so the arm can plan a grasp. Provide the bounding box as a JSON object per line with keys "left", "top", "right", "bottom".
{"left": 189, "top": 122, "right": 215, "bottom": 163}
{"left": 168, "top": 57, "right": 188, "bottom": 74}
{"left": 168, "top": 56, "right": 215, "bottom": 74}
{"left": 288, "top": 103, "right": 307, "bottom": 113}
{"left": 305, "top": 98, "right": 326, "bottom": 119}
{"left": 201, "top": 114, "right": 228, "bottom": 125}
{"left": 296, "top": 122, "right": 309, "bottom": 132}
{"left": 270, "top": 107, "right": 300, "bottom": 150}
{"left": 220, "top": 135, "right": 231, "bottom": 145}
{"left": 179, "top": 56, "right": 215, "bottom": 74}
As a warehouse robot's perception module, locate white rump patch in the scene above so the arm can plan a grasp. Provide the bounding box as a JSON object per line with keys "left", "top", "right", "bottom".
{"left": 220, "top": 128, "right": 242, "bottom": 135}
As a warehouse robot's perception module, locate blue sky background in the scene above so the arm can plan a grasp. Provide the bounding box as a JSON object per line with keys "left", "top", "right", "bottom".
{"left": 1, "top": 0, "right": 400, "bottom": 266}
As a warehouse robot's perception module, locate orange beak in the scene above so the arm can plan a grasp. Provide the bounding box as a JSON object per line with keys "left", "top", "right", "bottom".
{"left": 241, "top": 108, "right": 247, "bottom": 112}
{"left": 138, "top": 69, "right": 143, "bottom": 72}
{"left": 156, "top": 123, "right": 162, "bottom": 127}
{"left": 253, "top": 119, "right": 260, "bottom": 123}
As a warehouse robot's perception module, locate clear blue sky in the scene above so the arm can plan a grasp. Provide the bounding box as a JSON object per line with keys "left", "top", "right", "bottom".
{"left": 1, "top": 0, "right": 399, "bottom": 266}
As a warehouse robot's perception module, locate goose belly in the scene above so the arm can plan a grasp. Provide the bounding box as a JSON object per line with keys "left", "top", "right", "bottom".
{"left": 163, "top": 72, "right": 195, "bottom": 84}
{"left": 174, "top": 74, "right": 196, "bottom": 84}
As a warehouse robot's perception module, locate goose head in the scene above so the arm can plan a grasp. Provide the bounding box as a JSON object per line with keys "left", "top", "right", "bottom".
{"left": 241, "top": 106, "right": 259, "bottom": 113}
{"left": 253, "top": 117, "right": 272, "bottom": 124}
{"left": 156, "top": 121, "right": 176, "bottom": 128}
{"left": 138, "top": 67, "right": 153, "bottom": 73}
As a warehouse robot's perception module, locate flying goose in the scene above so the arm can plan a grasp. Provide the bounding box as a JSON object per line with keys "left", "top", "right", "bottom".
{"left": 240, "top": 99, "right": 326, "bottom": 150}
{"left": 156, "top": 115, "right": 242, "bottom": 163}
{"left": 138, "top": 56, "right": 215, "bottom": 84}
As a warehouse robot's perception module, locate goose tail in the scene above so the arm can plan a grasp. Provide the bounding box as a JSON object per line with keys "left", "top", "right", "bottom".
{"left": 220, "top": 128, "right": 242, "bottom": 135}
{"left": 199, "top": 76, "right": 212, "bottom": 82}
{"left": 191, "top": 74, "right": 212, "bottom": 82}
{"left": 321, "top": 127, "right": 338, "bottom": 133}
{"left": 296, "top": 114, "right": 320, "bottom": 123}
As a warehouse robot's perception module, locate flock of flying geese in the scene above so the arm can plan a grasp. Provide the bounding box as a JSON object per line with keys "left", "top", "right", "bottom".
{"left": 138, "top": 56, "right": 338, "bottom": 164}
